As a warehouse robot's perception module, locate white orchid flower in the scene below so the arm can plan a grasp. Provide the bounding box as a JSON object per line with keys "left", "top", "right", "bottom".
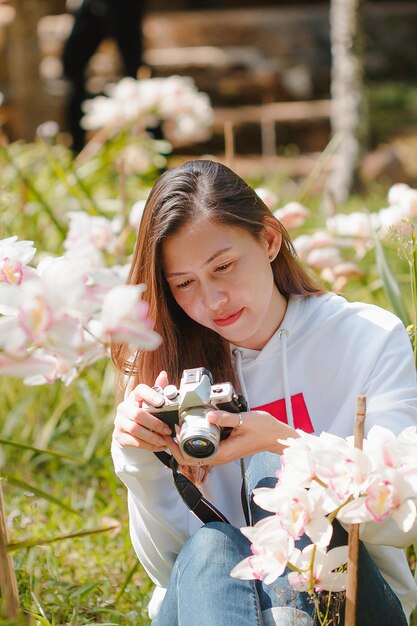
{"left": 98, "top": 284, "right": 161, "bottom": 350}
{"left": 288, "top": 544, "right": 348, "bottom": 593}
{"left": 64, "top": 211, "right": 119, "bottom": 256}
{"left": 314, "top": 445, "right": 372, "bottom": 501}
{"left": 255, "top": 187, "right": 278, "bottom": 209}
{"left": 337, "top": 466, "right": 416, "bottom": 532}
{"left": 231, "top": 517, "right": 296, "bottom": 585}
{"left": 273, "top": 202, "right": 309, "bottom": 231}
{"left": 253, "top": 485, "right": 333, "bottom": 549}
{"left": 81, "top": 76, "right": 213, "bottom": 146}
{"left": 0, "top": 236, "right": 36, "bottom": 265}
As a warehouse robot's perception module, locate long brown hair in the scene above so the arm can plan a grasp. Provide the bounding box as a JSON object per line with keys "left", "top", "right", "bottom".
{"left": 112, "top": 159, "right": 325, "bottom": 396}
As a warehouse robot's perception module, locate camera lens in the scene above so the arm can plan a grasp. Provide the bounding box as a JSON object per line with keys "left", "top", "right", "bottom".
{"left": 182, "top": 437, "right": 216, "bottom": 458}
{"left": 178, "top": 409, "right": 220, "bottom": 459}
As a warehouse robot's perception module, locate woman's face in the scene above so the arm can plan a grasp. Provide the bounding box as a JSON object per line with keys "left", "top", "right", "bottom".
{"left": 162, "top": 218, "right": 287, "bottom": 350}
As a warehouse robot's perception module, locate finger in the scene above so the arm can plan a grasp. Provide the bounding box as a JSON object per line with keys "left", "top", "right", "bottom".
{"left": 118, "top": 419, "right": 170, "bottom": 447}
{"left": 154, "top": 370, "right": 169, "bottom": 389}
{"left": 207, "top": 410, "right": 244, "bottom": 430}
{"left": 163, "top": 435, "right": 184, "bottom": 463}
{"left": 114, "top": 431, "right": 167, "bottom": 452}
{"left": 116, "top": 402, "right": 172, "bottom": 437}
{"left": 135, "top": 408, "right": 172, "bottom": 436}
{"left": 163, "top": 435, "right": 204, "bottom": 467}
{"left": 133, "top": 383, "right": 165, "bottom": 408}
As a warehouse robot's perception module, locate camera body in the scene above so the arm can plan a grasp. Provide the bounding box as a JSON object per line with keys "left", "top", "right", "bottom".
{"left": 144, "top": 367, "right": 247, "bottom": 459}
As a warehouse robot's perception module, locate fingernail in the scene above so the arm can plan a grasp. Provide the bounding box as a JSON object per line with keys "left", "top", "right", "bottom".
{"left": 152, "top": 393, "right": 164, "bottom": 407}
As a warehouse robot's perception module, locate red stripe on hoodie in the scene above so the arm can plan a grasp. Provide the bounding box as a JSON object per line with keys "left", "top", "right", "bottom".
{"left": 252, "top": 393, "right": 314, "bottom": 433}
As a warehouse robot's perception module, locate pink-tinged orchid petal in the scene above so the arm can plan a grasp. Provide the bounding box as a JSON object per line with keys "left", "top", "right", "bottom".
{"left": 0, "top": 352, "right": 56, "bottom": 378}
{"left": 23, "top": 353, "right": 78, "bottom": 387}
{"left": 99, "top": 284, "right": 161, "bottom": 350}
{"left": 0, "top": 259, "right": 23, "bottom": 285}
{"left": 17, "top": 294, "right": 54, "bottom": 342}
{"left": 0, "top": 316, "right": 28, "bottom": 355}
{"left": 0, "top": 236, "right": 36, "bottom": 265}
{"left": 230, "top": 554, "right": 266, "bottom": 581}
{"left": 316, "top": 447, "right": 371, "bottom": 501}
{"left": 233, "top": 519, "right": 296, "bottom": 585}
{"left": 43, "top": 316, "right": 84, "bottom": 360}
{"left": 336, "top": 496, "right": 372, "bottom": 525}
{"left": 391, "top": 499, "right": 417, "bottom": 533}
{"left": 326, "top": 212, "right": 376, "bottom": 238}
{"left": 254, "top": 188, "right": 278, "bottom": 210}
{"left": 365, "top": 480, "right": 396, "bottom": 522}
{"left": 306, "top": 247, "right": 342, "bottom": 270}
{"left": 305, "top": 516, "right": 333, "bottom": 550}
{"left": 64, "top": 211, "right": 119, "bottom": 256}
{"left": 36, "top": 256, "right": 89, "bottom": 318}
{"left": 273, "top": 202, "right": 309, "bottom": 231}
{"left": 289, "top": 544, "right": 348, "bottom": 593}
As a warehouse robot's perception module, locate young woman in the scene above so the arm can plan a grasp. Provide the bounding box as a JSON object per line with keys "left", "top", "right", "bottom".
{"left": 111, "top": 159, "right": 417, "bottom": 625}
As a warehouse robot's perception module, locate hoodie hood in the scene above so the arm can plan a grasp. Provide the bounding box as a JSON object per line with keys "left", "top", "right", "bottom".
{"left": 231, "top": 292, "right": 333, "bottom": 367}
{"left": 231, "top": 293, "right": 333, "bottom": 429}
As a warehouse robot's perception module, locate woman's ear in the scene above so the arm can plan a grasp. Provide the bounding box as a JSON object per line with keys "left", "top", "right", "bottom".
{"left": 263, "top": 216, "right": 282, "bottom": 262}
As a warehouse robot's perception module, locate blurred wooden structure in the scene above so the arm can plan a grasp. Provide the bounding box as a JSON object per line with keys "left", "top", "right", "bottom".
{"left": 1, "top": 1, "right": 417, "bottom": 156}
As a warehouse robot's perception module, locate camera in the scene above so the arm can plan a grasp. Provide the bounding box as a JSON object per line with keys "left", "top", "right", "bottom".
{"left": 144, "top": 367, "right": 247, "bottom": 459}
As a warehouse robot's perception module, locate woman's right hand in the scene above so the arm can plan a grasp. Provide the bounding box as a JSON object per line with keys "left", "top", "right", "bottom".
{"left": 113, "top": 370, "right": 172, "bottom": 451}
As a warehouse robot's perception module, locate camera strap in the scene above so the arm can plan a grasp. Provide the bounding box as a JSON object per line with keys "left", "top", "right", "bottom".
{"left": 154, "top": 451, "right": 231, "bottom": 525}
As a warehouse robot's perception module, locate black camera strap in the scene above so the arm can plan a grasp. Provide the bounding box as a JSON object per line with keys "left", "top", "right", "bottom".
{"left": 154, "top": 451, "right": 231, "bottom": 525}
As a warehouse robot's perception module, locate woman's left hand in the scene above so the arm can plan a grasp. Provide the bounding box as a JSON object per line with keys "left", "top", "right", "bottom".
{"left": 162, "top": 409, "right": 299, "bottom": 467}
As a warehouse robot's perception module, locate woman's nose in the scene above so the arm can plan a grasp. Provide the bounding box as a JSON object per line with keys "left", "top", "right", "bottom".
{"left": 202, "top": 283, "right": 228, "bottom": 310}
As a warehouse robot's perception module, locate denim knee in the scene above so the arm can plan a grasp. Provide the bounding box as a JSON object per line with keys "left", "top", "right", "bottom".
{"left": 172, "top": 522, "right": 251, "bottom": 581}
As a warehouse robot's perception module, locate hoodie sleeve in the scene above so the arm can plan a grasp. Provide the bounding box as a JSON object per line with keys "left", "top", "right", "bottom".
{"left": 362, "top": 320, "right": 417, "bottom": 435}
{"left": 351, "top": 318, "right": 417, "bottom": 548}
{"left": 111, "top": 440, "right": 191, "bottom": 587}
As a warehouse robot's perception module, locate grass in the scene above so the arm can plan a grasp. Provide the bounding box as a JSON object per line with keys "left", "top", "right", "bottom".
{"left": 0, "top": 366, "right": 155, "bottom": 625}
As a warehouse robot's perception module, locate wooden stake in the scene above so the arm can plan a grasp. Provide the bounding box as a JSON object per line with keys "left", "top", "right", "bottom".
{"left": 0, "top": 481, "right": 19, "bottom": 620}
{"left": 344, "top": 395, "right": 366, "bottom": 626}
{"left": 224, "top": 120, "right": 235, "bottom": 171}
{"left": 261, "top": 105, "right": 277, "bottom": 174}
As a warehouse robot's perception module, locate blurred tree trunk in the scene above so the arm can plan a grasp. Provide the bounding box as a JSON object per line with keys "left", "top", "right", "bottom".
{"left": 6, "top": 0, "right": 65, "bottom": 140}
{"left": 327, "top": 0, "right": 368, "bottom": 205}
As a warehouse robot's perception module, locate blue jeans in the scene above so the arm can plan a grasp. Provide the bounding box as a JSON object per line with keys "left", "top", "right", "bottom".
{"left": 152, "top": 453, "right": 407, "bottom": 626}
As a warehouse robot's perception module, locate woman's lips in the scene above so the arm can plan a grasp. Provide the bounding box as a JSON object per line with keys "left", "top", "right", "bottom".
{"left": 213, "top": 309, "right": 243, "bottom": 327}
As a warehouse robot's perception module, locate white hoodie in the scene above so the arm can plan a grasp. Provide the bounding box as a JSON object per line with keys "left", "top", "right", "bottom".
{"left": 111, "top": 293, "right": 417, "bottom": 620}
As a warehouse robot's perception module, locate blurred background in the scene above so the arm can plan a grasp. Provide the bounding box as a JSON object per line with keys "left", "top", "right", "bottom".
{"left": 1, "top": 0, "right": 417, "bottom": 181}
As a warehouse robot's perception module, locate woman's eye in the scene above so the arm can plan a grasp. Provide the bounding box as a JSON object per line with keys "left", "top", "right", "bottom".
{"left": 176, "top": 279, "right": 192, "bottom": 289}
{"left": 216, "top": 262, "right": 232, "bottom": 272}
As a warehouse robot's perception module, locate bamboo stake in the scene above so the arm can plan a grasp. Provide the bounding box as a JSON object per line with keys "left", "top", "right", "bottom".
{"left": 0, "top": 480, "right": 19, "bottom": 620}
{"left": 344, "top": 395, "right": 366, "bottom": 626}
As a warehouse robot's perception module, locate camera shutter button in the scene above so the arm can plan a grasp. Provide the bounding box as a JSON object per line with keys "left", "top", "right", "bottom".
{"left": 165, "top": 384, "right": 179, "bottom": 400}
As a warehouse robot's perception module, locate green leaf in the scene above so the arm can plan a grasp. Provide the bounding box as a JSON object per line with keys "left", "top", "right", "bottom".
{"left": 114, "top": 559, "right": 140, "bottom": 604}
{"left": 1, "top": 474, "right": 79, "bottom": 516}
{"left": 67, "top": 581, "right": 101, "bottom": 599}
{"left": 7, "top": 524, "right": 119, "bottom": 553}
{"left": 369, "top": 218, "right": 410, "bottom": 326}
{"left": 24, "top": 613, "right": 53, "bottom": 626}
{"left": 0, "top": 438, "right": 82, "bottom": 463}
{"left": 0, "top": 145, "right": 66, "bottom": 238}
